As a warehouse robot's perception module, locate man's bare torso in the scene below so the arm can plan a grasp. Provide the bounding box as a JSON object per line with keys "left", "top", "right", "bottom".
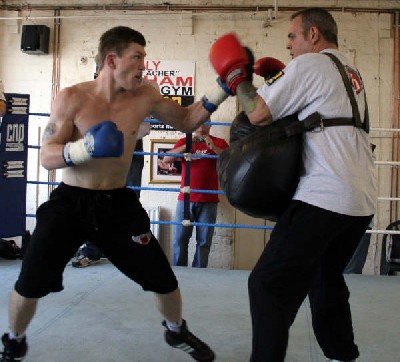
{"left": 62, "top": 81, "right": 154, "bottom": 190}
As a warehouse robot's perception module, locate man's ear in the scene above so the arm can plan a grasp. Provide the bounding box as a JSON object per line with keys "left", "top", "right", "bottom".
{"left": 105, "top": 53, "right": 117, "bottom": 70}
{"left": 309, "top": 26, "right": 320, "bottom": 45}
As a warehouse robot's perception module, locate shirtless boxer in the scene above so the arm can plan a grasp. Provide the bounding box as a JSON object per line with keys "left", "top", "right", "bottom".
{"left": 0, "top": 26, "right": 227, "bottom": 362}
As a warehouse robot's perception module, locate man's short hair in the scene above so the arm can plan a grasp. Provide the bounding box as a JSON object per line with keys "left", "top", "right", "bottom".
{"left": 97, "top": 26, "right": 146, "bottom": 70}
{"left": 291, "top": 7, "right": 338, "bottom": 47}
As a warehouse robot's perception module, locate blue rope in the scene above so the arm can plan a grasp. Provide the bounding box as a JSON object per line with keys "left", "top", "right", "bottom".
{"left": 137, "top": 151, "right": 218, "bottom": 159}
{"left": 27, "top": 181, "right": 59, "bottom": 186}
{"left": 29, "top": 112, "right": 50, "bottom": 117}
{"left": 25, "top": 114, "right": 275, "bottom": 233}
{"left": 28, "top": 113, "right": 231, "bottom": 127}
{"left": 24, "top": 213, "right": 273, "bottom": 230}
{"left": 129, "top": 186, "right": 224, "bottom": 194}
{"left": 155, "top": 220, "right": 274, "bottom": 230}
{"left": 26, "top": 148, "right": 219, "bottom": 159}
{"left": 27, "top": 182, "right": 224, "bottom": 194}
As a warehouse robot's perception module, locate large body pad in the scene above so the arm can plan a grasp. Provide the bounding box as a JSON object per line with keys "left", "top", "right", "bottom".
{"left": 218, "top": 112, "right": 302, "bottom": 220}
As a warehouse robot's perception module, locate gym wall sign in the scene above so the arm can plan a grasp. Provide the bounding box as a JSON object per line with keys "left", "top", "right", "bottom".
{"left": 144, "top": 60, "right": 195, "bottom": 131}
{"left": 0, "top": 93, "right": 29, "bottom": 238}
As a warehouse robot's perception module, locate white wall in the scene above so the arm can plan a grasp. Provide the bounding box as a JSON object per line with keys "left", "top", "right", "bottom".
{"left": 0, "top": 3, "right": 396, "bottom": 271}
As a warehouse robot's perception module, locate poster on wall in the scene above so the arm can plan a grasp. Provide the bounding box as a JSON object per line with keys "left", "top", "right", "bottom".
{"left": 144, "top": 60, "right": 195, "bottom": 131}
{"left": 0, "top": 93, "right": 29, "bottom": 238}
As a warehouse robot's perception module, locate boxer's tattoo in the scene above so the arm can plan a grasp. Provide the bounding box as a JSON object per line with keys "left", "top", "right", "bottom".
{"left": 237, "top": 81, "right": 258, "bottom": 114}
{"left": 42, "top": 122, "right": 56, "bottom": 142}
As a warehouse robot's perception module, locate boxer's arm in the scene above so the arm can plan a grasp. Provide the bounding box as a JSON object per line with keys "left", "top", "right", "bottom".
{"left": 137, "top": 121, "right": 151, "bottom": 139}
{"left": 41, "top": 89, "right": 123, "bottom": 170}
{"left": 151, "top": 95, "right": 212, "bottom": 134}
{"left": 145, "top": 71, "right": 228, "bottom": 132}
{"left": 41, "top": 88, "right": 78, "bottom": 170}
{"left": 209, "top": 34, "right": 276, "bottom": 126}
{"left": 63, "top": 121, "right": 123, "bottom": 167}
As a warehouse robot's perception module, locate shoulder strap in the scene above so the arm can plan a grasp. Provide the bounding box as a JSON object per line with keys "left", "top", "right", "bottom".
{"left": 279, "top": 52, "right": 370, "bottom": 137}
{"left": 284, "top": 113, "right": 356, "bottom": 136}
{"left": 324, "top": 52, "right": 369, "bottom": 133}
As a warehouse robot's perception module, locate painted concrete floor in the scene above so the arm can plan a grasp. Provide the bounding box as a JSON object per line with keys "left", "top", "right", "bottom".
{"left": 0, "top": 259, "right": 399, "bottom": 362}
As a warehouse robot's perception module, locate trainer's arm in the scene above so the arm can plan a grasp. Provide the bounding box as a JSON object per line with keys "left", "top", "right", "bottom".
{"left": 207, "top": 33, "right": 273, "bottom": 127}
{"left": 40, "top": 88, "right": 77, "bottom": 170}
{"left": 236, "top": 81, "right": 273, "bottom": 127}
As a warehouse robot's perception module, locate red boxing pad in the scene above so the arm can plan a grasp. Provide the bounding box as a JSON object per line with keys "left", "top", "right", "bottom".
{"left": 254, "top": 57, "right": 285, "bottom": 80}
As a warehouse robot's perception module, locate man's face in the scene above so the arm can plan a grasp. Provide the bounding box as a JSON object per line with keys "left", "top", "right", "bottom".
{"left": 193, "top": 124, "right": 211, "bottom": 137}
{"left": 114, "top": 43, "right": 146, "bottom": 91}
{"left": 286, "top": 15, "right": 313, "bottom": 59}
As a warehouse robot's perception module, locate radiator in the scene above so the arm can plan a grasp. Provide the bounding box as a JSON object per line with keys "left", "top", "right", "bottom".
{"left": 143, "top": 205, "right": 161, "bottom": 240}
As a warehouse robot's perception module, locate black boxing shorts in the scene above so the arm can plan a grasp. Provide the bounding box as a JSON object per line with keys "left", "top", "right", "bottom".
{"left": 15, "top": 183, "right": 178, "bottom": 298}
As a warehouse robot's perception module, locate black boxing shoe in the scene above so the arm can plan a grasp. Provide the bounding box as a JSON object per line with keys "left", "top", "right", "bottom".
{"left": 162, "top": 320, "right": 215, "bottom": 361}
{"left": 0, "top": 333, "right": 28, "bottom": 362}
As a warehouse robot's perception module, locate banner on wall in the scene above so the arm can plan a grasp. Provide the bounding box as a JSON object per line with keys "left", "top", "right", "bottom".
{"left": 144, "top": 60, "right": 195, "bottom": 131}
{"left": 0, "top": 93, "right": 29, "bottom": 238}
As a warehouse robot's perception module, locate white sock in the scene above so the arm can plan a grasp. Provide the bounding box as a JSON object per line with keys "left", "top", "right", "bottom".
{"left": 8, "top": 331, "right": 25, "bottom": 342}
{"left": 165, "top": 319, "right": 182, "bottom": 333}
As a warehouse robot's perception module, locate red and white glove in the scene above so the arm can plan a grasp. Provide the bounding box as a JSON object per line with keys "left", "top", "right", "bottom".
{"left": 209, "top": 33, "right": 252, "bottom": 95}
{"left": 253, "top": 57, "right": 285, "bottom": 80}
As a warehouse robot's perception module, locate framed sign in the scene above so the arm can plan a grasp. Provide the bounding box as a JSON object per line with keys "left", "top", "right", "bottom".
{"left": 144, "top": 60, "right": 195, "bottom": 131}
{"left": 149, "top": 139, "right": 182, "bottom": 184}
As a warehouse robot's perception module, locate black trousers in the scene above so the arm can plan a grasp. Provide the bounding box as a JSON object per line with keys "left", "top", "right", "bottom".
{"left": 343, "top": 228, "right": 371, "bottom": 274}
{"left": 248, "top": 200, "right": 373, "bottom": 362}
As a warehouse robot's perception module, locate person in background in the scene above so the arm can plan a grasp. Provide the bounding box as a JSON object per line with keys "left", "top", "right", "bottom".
{"left": 162, "top": 123, "right": 229, "bottom": 268}
{"left": 0, "top": 80, "right": 6, "bottom": 117}
{"left": 209, "top": 7, "right": 376, "bottom": 362}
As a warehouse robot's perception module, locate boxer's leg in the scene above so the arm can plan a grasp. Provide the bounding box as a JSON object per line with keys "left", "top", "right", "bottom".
{"left": 8, "top": 291, "right": 38, "bottom": 338}
{"left": 0, "top": 291, "right": 34, "bottom": 361}
{"left": 2, "top": 189, "right": 86, "bottom": 361}
{"left": 102, "top": 231, "right": 215, "bottom": 362}
{"left": 154, "top": 288, "right": 182, "bottom": 326}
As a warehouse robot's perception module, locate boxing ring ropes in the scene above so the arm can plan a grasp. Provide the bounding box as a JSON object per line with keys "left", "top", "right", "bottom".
{"left": 25, "top": 113, "right": 400, "bottom": 242}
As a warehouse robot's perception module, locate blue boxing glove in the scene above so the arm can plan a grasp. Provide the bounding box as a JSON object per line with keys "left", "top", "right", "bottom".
{"left": 63, "top": 120, "right": 124, "bottom": 166}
